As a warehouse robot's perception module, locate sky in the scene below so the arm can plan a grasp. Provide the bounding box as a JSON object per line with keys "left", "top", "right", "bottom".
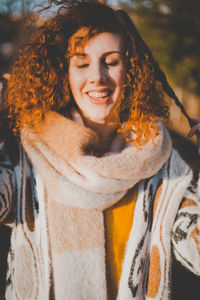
{"left": 0, "top": 0, "right": 124, "bottom": 15}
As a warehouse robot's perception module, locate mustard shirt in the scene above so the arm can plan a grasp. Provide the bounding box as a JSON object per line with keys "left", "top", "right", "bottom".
{"left": 104, "top": 185, "right": 138, "bottom": 300}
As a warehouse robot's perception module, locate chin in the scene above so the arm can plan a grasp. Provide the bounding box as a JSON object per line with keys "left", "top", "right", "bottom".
{"left": 87, "top": 115, "right": 107, "bottom": 124}
{"left": 83, "top": 109, "right": 109, "bottom": 124}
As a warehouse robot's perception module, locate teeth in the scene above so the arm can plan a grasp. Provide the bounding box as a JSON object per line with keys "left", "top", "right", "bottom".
{"left": 88, "top": 91, "right": 109, "bottom": 98}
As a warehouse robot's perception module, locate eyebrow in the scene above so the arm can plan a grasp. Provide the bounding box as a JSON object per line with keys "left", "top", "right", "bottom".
{"left": 73, "top": 51, "right": 122, "bottom": 58}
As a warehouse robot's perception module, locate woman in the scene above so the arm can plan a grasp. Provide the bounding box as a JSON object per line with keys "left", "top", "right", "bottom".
{"left": 0, "top": 1, "right": 200, "bottom": 299}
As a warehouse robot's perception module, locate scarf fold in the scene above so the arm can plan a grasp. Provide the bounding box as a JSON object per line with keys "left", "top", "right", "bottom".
{"left": 21, "top": 111, "right": 172, "bottom": 210}
{"left": 20, "top": 111, "right": 172, "bottom": 300}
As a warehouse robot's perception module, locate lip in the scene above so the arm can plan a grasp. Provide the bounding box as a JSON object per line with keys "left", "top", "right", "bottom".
{"left": 85, "top": 88, "right": 113, "bottom": 105}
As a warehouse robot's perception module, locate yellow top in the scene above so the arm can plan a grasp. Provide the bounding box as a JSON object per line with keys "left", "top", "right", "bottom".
{"left": 104, "top": 185, "right": 138, "bottom": 300}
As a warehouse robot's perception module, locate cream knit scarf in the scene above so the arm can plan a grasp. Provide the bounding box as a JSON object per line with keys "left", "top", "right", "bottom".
{"left": 21, "top": 111, "right": 172, "bottom": 300}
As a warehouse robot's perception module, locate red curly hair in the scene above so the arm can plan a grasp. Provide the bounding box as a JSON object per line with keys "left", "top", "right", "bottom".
{"left": 5, "top": 0, "right": 168, "bottom": 146}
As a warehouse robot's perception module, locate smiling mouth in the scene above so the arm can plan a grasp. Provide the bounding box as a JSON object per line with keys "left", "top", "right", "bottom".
{"left": 87, "top": 90, "right": 110, "bottom": 98}
{"left": 86, "top": 90, "right": 112, "bottom": 104}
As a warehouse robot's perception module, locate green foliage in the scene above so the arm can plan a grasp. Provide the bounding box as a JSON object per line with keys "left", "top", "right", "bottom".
{"left": 122, "top": 0, "right": 200, "bottom": 92}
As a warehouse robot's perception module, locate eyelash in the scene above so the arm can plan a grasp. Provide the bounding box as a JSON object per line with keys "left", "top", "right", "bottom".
{"left": 77, "top": 60, "right": 120, "bottom": 69}
{"left": 77, "top": 64, "right": 89, "bottom": 68}
{"left": 106, "top": 60, "right": 119, "bottom": 66}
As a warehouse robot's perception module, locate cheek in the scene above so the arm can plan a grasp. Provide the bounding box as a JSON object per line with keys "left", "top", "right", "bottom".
{"left": 69, "top": 70, "right": 83, "bottom": 95}
{"left": 119, "top": 66, "right": 126, "bottom": 82}
{"left": 111, "top": 67, "right": 126, "bottom": 88}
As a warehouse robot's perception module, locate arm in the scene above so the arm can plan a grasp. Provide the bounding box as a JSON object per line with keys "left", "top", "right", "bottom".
{"left": 172, "top": 170, "right": 200, "bottom": 275}
{"left": 0, "top": 76, "right": 16, "bottom": 224}
{"left": 0, "top": 140, "right": 16, "bottom": 224}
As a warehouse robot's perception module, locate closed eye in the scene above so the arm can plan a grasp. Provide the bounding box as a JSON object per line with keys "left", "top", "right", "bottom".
{"left": 77, "top": 64, "right": 89, "bottom": 68}
{"left": 105, "top": 60, "right": 121, "bottom": 67}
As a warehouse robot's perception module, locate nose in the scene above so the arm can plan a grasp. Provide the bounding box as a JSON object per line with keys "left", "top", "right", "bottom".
{"left": 89, "top": 61, "right": 108, "bottom": 84}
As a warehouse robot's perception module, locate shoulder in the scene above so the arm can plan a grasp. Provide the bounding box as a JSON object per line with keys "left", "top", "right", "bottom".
{"left": 138, "top": 149, "right": 193, "bottom": 215}
{"left": 166, "top": 148, "right": 192, "bottom": 177}
{"left": 0, "top": 132, "right": 20, "bottom": 167}
{"left": 147, "top": 148, "right": 193, "bottom": 188}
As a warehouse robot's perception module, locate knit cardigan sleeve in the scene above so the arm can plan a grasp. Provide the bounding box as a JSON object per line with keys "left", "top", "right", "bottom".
{"left": 0, "top": 140, "right": 16, "bottom": 224}
{"left": 172, "top": 170, "right": 200, "bottom": 276}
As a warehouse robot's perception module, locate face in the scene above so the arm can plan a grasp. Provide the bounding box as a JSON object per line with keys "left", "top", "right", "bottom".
{"left": 68, "top": 32, "right": 125, "bottom": 124}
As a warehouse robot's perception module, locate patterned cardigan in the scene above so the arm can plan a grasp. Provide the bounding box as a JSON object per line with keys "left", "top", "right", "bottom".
{"left": 0, "top": 135, "right": 200, "bottom": 300}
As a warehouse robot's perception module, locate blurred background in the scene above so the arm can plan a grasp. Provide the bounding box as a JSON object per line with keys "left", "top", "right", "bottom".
{"left": 0, "top": 1, "right": 199, "bottom": 299}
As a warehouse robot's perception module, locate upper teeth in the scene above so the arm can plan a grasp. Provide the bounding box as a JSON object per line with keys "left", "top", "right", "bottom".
{"left": 88, "top": 91, "right": 109, "bottom": 98}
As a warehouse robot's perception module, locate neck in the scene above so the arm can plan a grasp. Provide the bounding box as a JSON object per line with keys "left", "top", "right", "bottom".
{"left": 85, "top": 118, "right": 116, "bottom": 139}
{"left": 83, "top": 118, "right": 118, "bottom": 156}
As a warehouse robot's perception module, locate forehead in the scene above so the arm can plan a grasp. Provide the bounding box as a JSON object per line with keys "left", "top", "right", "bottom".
{"left": 85, "top": 32, "right": 122, "bottom": 55}
{"left": 68, "top": 28, "right": 123, "bottom": 56}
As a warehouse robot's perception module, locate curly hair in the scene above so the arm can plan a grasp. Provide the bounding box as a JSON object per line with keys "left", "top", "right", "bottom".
{"left": 5, "top": 0, "right": 169, "bottom": 146}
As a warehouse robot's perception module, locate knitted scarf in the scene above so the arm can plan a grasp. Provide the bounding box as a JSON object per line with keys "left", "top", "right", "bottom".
{"left": 21, "top": 111, "right": 172, "bottom": 300}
